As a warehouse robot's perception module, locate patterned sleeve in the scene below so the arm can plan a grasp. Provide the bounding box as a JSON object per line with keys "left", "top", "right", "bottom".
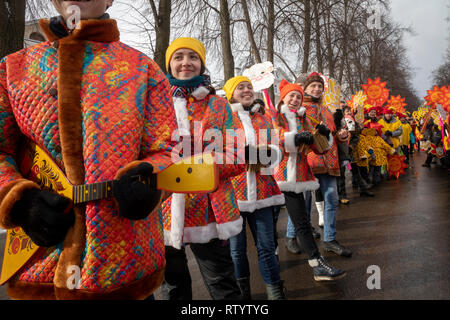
{"left": 0, "top": 57, "right": 39, "bottom": 229}
{"left": 0, "top": 58, "right": 23, "bottom": 185}
{"left": 140, "top": 59, "right": 178, "bottom": 173}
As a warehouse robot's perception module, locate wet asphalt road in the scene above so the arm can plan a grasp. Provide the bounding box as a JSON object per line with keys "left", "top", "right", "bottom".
{"left": 1, "top": 151, "right": 449, "bottom": 300}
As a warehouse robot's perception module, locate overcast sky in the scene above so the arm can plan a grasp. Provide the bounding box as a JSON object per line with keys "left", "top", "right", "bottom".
{"left": 389, "top": 0, "right": 449, "bottom": 99}
{"left": 109, "top": 0, "right": 449, "bottom": 101}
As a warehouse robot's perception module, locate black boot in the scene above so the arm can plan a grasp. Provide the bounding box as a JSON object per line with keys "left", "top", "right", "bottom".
{"left": 285, "top": 237, "right": 301, "bottom": 254}
{"left": 360, "top": 190, "right": 375, "bottom": 197}
{"left": 311, "top": 226, "right": 321, "bottom": 239}
{"left": 323, "top": 240, "right": 352, "bottom": 258}
{"left": 266, "top": 280, "right": 287, "bottom": 300}
{"left": 308, "top": 256, "right": 347, "bottom": 281}
{"left": 237, "top": 277, "right": 252, "bottom": 300}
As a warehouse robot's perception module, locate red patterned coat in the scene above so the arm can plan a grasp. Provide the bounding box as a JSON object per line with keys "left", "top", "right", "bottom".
{"left": 229, "top": 103, "right": 285, "bottom": 212}
{"left": 0, "top": 19, "right": 177, "bottom": 299}
{"left": 271, "top": 105, "right": 331, "bottom": 194}
{"left": 160, "top": 87, "right": 245, "bottom": 249}
{"left": 303, "top": 97, "right": 340, "bottom": 177}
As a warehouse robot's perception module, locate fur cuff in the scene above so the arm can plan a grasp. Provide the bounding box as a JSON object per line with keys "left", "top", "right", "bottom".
{"left": 284, "top": 132, "right": 298, "bottom": 153}
{"left": 216, "top": 216, "right": 243, "bottom": 240}
{"left": 277, "top": 179, "right": 320, "bottom": 194}
{"left": 0, "top": 179, "right": 40, "bottom": 229}
{"left": 237, "top": 194, "right": 286, "bottom": 213}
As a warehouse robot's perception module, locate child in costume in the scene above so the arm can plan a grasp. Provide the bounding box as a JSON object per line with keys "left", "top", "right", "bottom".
{"left": 0, "top": 0, "right": 178, "bottom": 299}
{"left": 223, "top": 76, "right": 286, "bottom": 299}
{"left": 159, "top": 38, "right": 245, "bottom": 300}
{"left": 272, "top": 79, "right": 346, "bottom": 281}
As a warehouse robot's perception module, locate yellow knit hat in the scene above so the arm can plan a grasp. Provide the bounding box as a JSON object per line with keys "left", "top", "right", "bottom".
{"left": 223, "top": 76, "right": 252, "bottom": 100}
{"left": 165, "top": 37, "right": 206, "bottom": 72}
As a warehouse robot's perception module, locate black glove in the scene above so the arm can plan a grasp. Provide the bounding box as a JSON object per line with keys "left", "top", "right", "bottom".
{"left": 113, "top": 162, "right": 161, "bottom": 220}
{"left": 316, "top": 124, "right": 331, "bottom": 138}
{"left": 333, "top": 109, "right": 344, "bottom": 130}
{"left": 385, "top": 130, "right": 393, "bottom": 137}
{"left": 10, "top": 188, "right": 75, "bottom": 247}
{"left": 295, "top": 132, "right": 314, "bottom": 146}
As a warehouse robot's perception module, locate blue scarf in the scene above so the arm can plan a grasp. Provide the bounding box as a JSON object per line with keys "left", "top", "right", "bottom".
{"left": 167, "top": 74, "right": 213, "bottom": 99}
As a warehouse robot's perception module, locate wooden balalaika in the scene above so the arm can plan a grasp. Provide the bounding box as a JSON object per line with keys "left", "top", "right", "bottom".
{"left": 0, "top": 141, "right": 219, "bottom": 285}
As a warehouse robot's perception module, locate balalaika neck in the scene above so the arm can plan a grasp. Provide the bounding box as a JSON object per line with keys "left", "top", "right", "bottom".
{"left": 71, "top": 177, "right": 151, "bottom": 204}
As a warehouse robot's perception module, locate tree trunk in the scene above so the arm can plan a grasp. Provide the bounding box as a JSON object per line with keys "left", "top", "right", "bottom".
{"left": 220, "top": 0, "right": 235, "bottom": 81}
{"left": 0, "top": 0, "right": 26, "bottom": 59}
{"left": 337, "top": 0, "right": 349, "bottom": 84}
{"left": 302, "top": 0, "right": 311, "bottom": 73}
{"left": 241, "top": 0, "right": 262, "bottom": 64}
{"left": 150, "top": 0, "right": 171, "bottom": 72}
{"left": 267, "top": 0, "right": 275, "bottom": 102}
{"left": 312, "top": 0, "right": 323, "bottom": 73}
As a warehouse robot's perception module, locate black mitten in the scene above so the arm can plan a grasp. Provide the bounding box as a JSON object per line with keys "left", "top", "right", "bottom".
{"left": 385, "top": 130, "right": 393, "bottom": 137}
{"left": 10, "top": 188, "right": 75, "bottom": 247}
{"left": 316, "top": 124, "right": 331, "bottom": 138}
{"left": 295, "top": 132, "right": 314, "bottom": 146}
{"left": 113, "top": 162, "right": 161, "bottom": 220}
{"left": 333, "top": 109, "right": 344, "bottom": 130}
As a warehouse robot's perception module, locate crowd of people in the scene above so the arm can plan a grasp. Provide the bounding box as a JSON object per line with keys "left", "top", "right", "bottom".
{"left": 0, "top": 0, "right": 448, "bottom": 301}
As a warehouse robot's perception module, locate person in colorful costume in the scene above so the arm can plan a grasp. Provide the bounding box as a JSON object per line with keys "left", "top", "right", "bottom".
{"left": 398, "top": 113, "right": 413, "bottom": 164}
{"left": 223, "top": 76, "right": 286, "bottom": 299}
{"left": 272, "top": 79, "right": 346, "bottom": 282}
{"left": 346, "top": 114, "right": 375, "bottom": 195}
{"left": 378, "top": 108, "right": 403, "bottom": 151}
{"left": 360, "top": 128, "right": 395, "bottom": 185}
{"left": 0, "top": 0, "right": 178, "bottom": 299}
{"left": 301, "top": 72, "right": 352, "bottom": 258}
{"left": 159, "top": 38, "right": 245, "bottom": 300}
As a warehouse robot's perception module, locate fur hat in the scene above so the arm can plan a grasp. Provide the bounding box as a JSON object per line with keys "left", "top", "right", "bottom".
{"left": 302, "top": 72, "right": 325, "bottom": 91}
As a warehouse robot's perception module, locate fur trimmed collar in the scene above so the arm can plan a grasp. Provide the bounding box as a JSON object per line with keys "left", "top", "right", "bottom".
{"left": 230, "top": 102, "right": 264, "bottom": 114}
{"left": 39, "top": 18, "right": 120, "bottom": 42}
{"left": 280, "top": 104, "right": 306, "bottom": 117}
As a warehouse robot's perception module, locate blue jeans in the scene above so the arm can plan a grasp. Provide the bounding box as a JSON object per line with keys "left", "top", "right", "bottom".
{"left": 229, "top": 206, "right": 281, "bottom": 285}
{"left": 305, "top": 174, "right": 339, "bottom": 242}
{"left": 286, "top": 214, "right": 296, "bottom": 239}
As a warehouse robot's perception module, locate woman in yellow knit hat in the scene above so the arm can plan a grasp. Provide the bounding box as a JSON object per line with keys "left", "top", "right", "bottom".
{"left": 159, "top": 37, "right": 246, "bottom": 300}
{"left": 224, "top": 76, "right": 286, "bottom": 299}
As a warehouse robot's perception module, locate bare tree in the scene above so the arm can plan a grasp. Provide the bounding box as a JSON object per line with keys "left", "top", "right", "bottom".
{"left": 431, "top": 46, "right": 450, "bottom": 87}
{"left": 149, "top": 0, "right": 172, "bottom": 72}
{"left": 0, "top": 0, "right": 26, "bottom": 58}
